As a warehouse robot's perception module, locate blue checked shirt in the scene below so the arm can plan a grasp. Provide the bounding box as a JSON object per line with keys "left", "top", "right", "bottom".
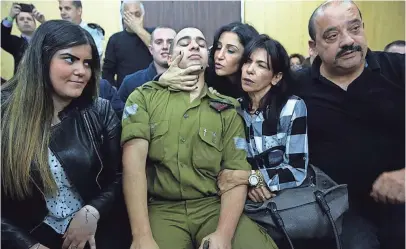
{"left": 238, "top": 95, "right": 309, "bottom": 191}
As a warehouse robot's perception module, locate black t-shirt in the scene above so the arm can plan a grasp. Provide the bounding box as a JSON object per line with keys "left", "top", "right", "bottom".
{"left": 102, "top": 29, "right": 153, "bottom": 88}
{"left": 293, "top": 50, "right": 405, "bottom": 214}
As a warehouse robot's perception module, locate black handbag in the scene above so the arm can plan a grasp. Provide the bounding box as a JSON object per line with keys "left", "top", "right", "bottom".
{"left": 244, "top": 164, "right": 349, "bottom": 249}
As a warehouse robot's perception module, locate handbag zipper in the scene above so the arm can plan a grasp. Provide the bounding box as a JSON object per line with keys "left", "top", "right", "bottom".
{"left": 309, "top": 175, "right": 315, "bottom": 187}
{"left": 83, "top": 112, "right": 103, "bottom": 190}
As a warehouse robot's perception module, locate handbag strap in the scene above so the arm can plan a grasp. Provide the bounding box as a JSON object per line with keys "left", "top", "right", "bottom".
{"left": 267, "top": 192, "right": 343, "bottom": 249}
{"left": 266, "top": 202, "right": 295, "bottom": 249}
{"left": 314, "top": 190, "right": 342, "bottom": 249}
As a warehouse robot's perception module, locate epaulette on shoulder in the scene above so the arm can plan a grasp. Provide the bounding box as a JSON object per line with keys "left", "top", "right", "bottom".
{"left": 209, "top": 98, "right": 235, "bottom": 112}
{"left": 88, "top": 23, "right": 105, "bottom": 36}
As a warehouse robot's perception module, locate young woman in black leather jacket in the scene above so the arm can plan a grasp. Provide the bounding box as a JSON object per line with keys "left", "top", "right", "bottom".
{"left": 1, "top": 20, "right": 122, "bottom": 249}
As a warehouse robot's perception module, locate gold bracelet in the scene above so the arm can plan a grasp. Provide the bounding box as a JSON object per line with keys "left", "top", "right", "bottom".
{"left": 255, "top": 170, "right": 265, "bottom": 188}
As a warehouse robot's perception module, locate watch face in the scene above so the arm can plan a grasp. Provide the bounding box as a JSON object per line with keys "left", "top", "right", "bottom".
{"left": 249, "top": 175, "right": 259, "bottom": 186}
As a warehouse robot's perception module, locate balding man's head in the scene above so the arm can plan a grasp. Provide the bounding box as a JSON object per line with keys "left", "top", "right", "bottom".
{"left": 308, "top": 0, "right": 362, "bottom": 41}
{"left": 384, "top": 40, "right": 406, "bottom": 54}
{"left": 168, "top": 27, "right": 208, "bottom": 70}
{"left": 121, "top": 0, "right": 144, "bottom": 15}
{"left": 308, "top": 0, "right": 368, "bottom": 75}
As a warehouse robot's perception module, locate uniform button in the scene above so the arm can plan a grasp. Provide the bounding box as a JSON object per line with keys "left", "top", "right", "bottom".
{"left": 183, "top": 114, "right": 189, "bottom": 119}
{"left": 180, "top": 137, "right": 186, "bottom": 143}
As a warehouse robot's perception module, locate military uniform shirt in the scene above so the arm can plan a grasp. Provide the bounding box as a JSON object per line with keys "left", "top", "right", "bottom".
{"left": 80, "top": 21, "right": 104, "bottom": 57}
{"left": 121, "top": 82, "right": 251, "bottom": 200}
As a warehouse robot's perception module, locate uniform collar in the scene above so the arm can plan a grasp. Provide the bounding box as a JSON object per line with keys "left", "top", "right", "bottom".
{"left": 167, "top": 81, "right": 207, "bottom": 95}
{"left": 166, "top": 81, "right": 235, "bottom": 107}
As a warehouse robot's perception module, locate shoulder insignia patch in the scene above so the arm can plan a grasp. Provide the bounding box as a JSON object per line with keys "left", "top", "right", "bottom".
{"left": 209, "top": 100, "right": 234, "bottom": 112}
{"left": 88, "top": 23, "right": 105, "bottom": 36}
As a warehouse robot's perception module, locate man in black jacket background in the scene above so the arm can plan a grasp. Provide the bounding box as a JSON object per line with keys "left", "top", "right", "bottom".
{"left": 1, "top": 3, "right": 45, "bottom": 74}
{"left": 294, "top": 1, "right": 405, "bottom": 249}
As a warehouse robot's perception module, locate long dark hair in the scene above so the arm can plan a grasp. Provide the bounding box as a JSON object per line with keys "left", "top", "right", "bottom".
{"left": 241, "top": 34, "right": 292, "bottom": 127}
{"left": 1, "top": 20, "right": 100, "bottom": 199}
{"left": 207, "top": 22, "right": 259, "bottom": 85}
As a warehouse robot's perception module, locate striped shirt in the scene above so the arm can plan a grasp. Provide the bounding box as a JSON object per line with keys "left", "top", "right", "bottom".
{"left": 238, "top": 95, "right": 309, "bottom": 192}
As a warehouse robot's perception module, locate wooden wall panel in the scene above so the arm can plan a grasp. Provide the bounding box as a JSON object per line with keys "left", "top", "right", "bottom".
{"left": 244, "top": 0, "right": 405, "bottom": 57}
{"left": 142, "top": 1, "right": 241, "bottom": 46}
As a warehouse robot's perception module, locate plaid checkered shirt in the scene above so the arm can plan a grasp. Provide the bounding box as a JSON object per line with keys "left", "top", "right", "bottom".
{"left": 238, "top": 95, "right": 309, "bottom": 192}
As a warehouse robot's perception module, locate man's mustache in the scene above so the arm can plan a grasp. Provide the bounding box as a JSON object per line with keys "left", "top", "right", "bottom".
{"left": 336, "top": 44, "right": 362, "bottom": 58}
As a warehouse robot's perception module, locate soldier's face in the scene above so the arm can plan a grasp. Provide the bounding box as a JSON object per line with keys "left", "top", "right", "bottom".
{"left": 168, "top": 28, "right": 208, "bottom": 70}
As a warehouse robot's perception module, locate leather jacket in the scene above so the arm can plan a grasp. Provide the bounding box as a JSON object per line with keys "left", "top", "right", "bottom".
{"left": 1, "top": 97, "right": 122, "bottom": 249}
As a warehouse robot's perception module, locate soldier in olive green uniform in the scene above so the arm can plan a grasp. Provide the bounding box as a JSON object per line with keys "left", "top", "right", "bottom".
{"left": 122, "top": 27, "right": 277, "bottom": 249}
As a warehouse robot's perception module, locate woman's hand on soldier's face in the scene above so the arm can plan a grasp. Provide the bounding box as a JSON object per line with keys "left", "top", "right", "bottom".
{"left": 158, "top": 51, "right": 202, "bottom": 91}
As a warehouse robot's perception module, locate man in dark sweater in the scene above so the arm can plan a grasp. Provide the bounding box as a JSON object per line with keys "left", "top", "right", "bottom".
{"left": 102, "top": 0, "right": 153, "bottom": 88}
{"left": 118, "top": 27, "right": 176, "bottom": 102}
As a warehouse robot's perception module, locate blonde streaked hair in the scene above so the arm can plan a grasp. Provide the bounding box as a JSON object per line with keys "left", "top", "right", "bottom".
{"left": 1, "top": 20, "right": 100, "bottom": 199}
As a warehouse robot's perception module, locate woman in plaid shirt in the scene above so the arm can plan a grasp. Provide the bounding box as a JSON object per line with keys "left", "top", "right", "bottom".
{"left": 217, "top": 34, "right": 309, "bottom": 202}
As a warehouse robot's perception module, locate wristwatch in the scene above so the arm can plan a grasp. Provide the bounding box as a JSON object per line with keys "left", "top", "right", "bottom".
{"left": 248, "top": 170, "right": 263, "bottom": 187}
